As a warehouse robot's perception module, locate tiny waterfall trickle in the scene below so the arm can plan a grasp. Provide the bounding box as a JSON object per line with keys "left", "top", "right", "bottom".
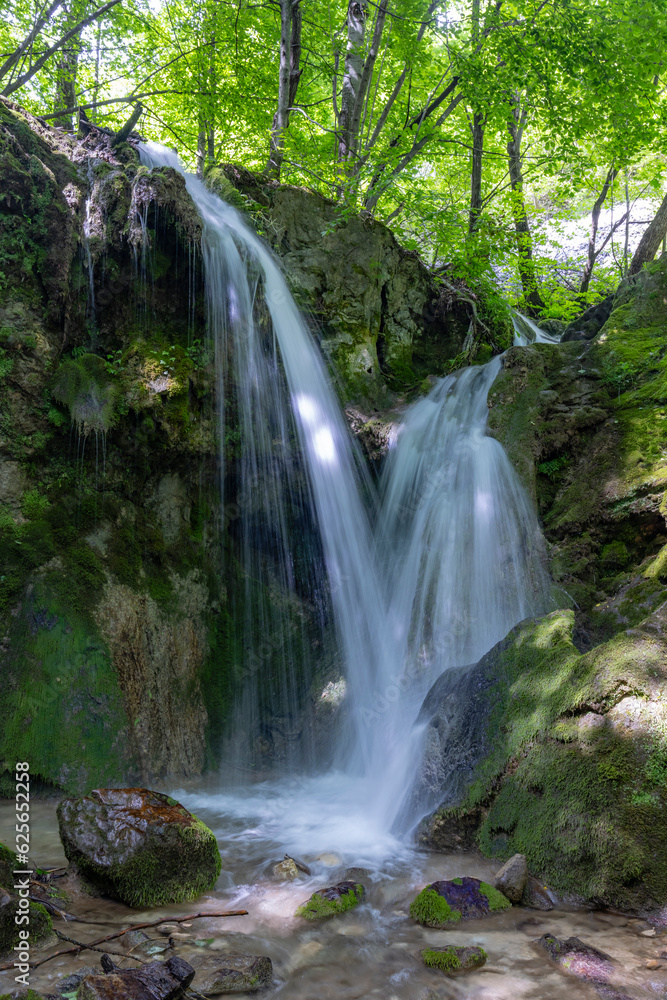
{"left": 138, "top": 141, "right": 552, "bottom": 854}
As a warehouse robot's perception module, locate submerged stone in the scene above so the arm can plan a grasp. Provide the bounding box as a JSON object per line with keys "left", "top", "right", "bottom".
{"left": 421, "top": 945, "right": 487, "bottom": 974}
{"left": 295, "top": 880, "right": 364, "bottom": 919}
{"left": 409, "top": 877, "right": 511, "bottom": 927}
{"left": 535, "top": 934, "right": 615, "bottom": 983}
{"left": 191, "top": 954, "right": 273, "bottom": 994}
{"left": 57, "top": 788, "right": 221, "bottom": 907}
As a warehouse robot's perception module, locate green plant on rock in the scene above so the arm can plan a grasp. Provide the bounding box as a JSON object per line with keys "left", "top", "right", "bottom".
{"left": 51, "top": 353, "right": 118, "bottom": 435}
{"left": 409, "top": 887, "right": 461, "bottom": 926}
{"left": 104, "top": 349, "right": 126, "bottom": 376}
{"left": 185, "top": 338, "right": 211, "bottom": 370}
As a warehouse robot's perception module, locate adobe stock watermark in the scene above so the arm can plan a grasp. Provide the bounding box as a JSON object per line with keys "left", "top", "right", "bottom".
{"left": 13, "top": 762, "right": 32, "bottom": 988}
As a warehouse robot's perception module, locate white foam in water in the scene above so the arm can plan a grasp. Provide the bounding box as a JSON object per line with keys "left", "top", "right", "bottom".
{"left": 139, "top": 142, "right": 551, "bottom": 861}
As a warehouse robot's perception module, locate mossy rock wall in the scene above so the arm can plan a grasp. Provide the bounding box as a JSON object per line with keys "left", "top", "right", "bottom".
{"left": 421, "top": 605, "right": 667, "bottom": 912}
{"left": 422, "top": 263, "right": 667, "bottom": 912}
{"left": 0, "top": 102, "right": 231, "bottom": 794}
{"left": 208, "top": 165, "right": 481, "bottom": 404}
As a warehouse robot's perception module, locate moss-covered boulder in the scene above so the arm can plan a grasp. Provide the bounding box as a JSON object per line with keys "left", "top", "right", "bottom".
{"left": 0, "top": 887, "right": 52, "bottom": 958}
{"left": 295, "top": 879, "right": 364, "bottom": 919}
{"left": 409, "top": 877, "right": 510, "bottom": 927}
{"left": 421, "top": 604, "right": 667, "bottom": 912}
{"left": 57, "top": 788, "right": 221, "bottom": 907}
{"left": 421, "top": 945, "right": 487, "bottom": 974}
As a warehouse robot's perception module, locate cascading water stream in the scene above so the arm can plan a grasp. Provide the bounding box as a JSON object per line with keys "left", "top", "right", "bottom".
{"left": 136, "top": 142, "right": 552, "bottom": 855}
{"left": 139, "top": 143, "right": 395, "bottom": 776}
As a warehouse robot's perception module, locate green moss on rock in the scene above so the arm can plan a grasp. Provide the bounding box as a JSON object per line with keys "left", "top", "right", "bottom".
{"left": 422, "top": 945, "right": 487, "bottom": 973}
{"left": 424, "top": 606, "right": 667, "bottom": 911}
{"left": 409, "top": 886, "right": 461, "bottom": 927}
{"left": 57, "top": 789, "right": 222, "bottom": 908}
{"left": 0, "top": 893, "right": 52, "bottom": 958}
{"left": 295, "top": 881, "right": 364, "bottom": 920}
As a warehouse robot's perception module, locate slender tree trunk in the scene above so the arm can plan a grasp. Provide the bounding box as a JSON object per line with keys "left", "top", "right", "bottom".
{"left": 629, "top": 189, "right": 667, "bottom": 275}
{"left": 338, "top": 0, "right": 368, "bottom": 165}
{"left": 53, "top": 1, "right": 86, "bottom": 129}
{"left": 468, "top": 111, "right": 484, "bottom": 234}
{"left": 623, "top": 171, "right": 630, "bottom": 276}
{"left": 506, "top": 95, "right": 543, "bottom": 311}
{"left": 579, "top": 165, "right": 617, "bottom": 295}
{"left": 266, "top": 0, "right": 302, "bottom": 180}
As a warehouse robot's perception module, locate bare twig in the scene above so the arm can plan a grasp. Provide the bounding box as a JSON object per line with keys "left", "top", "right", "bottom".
{"left": 0, "top": 910, "right": 248, "bottom": 972}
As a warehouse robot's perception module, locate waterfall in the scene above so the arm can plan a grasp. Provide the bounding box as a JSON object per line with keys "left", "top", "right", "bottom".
{"left": 137, "top": 143, "right": 551, "bottom": 849}
{"left": 512, "top": 311, "right": 561, "bottom": 345}
{"left": 138, "top": 144, "right": 394, "bottom": 773}
{"left": 371, "top": 357, "right": 551, "bottom": 830}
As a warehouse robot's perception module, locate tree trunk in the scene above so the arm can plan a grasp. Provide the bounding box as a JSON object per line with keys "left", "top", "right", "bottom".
{"left": 53, "top": 1, "right": 85, "bottom": 129}
{"left": 468, "top": 111, "right": 484, "bottom": 234}
{"left": 338, "top": 0, "right": 368, "bottom": 165}
{"left": 266, "top": 0, "right": 302, "bottom": 180}
{"left": 507, "top": 96, "right": 544, "bottom": 312}
{"left": 629, "top": 189, "right": 667, "bottom": 275}
{"left": 579, "top": 165, "right": 617, "bottom": 294}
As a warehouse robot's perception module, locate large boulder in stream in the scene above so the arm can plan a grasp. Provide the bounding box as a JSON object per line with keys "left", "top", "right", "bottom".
{"left": 409, "top": 877, "right": 510, "bottom": 927}
{"left": 57, "top": 789, "right": 221, "bottom": 907}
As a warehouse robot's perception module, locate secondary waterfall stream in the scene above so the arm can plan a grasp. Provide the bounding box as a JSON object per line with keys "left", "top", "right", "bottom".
{"left": 138, "top": 142, "right": 551, "bottom": 857}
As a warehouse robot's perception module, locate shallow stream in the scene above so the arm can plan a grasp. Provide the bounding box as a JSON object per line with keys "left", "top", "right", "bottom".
{"left": 1, "top": 789, "right": 666, "bottom": 1000}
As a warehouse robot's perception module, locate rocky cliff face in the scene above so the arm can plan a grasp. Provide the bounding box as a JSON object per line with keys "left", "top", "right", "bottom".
{"left": 421, "top": 259, "right": 667, "bottom": 913}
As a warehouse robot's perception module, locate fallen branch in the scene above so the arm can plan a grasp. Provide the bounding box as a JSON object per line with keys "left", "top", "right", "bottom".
{"left": 0, "top": 910, "right": 248, "bottom": 971}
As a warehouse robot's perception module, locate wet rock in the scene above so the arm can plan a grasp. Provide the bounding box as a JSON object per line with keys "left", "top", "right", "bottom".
{"left": 48, "top": 967, "right": 98, "bottom": 996}
{"left": 522, "top": 875, "right": 557, "bottom": 910}
{"left": 272, "top": 857, "right": 299, "bottom": 880}
{"left": 494, "top": 853, "right": 527, "bottom": 903}
{"left": 77, "top": 956, "right": 194, "bottom": 1000}
{"left": 343, "top": 866, "right": 372, "bottom": 888}
{"left": 410, "top": 876, "right": 511, "bottom": 927}
{"left": 421, "top": 945, "right": 487, "bottom": 974}
{"left": 192, "top": 954, "right": 273, "bottom": 994}
{"left": 285, "top": 853, "right": 311, "bottom": 875}
{"left": 296, "top": 880, "right": 364, "bottom": 919}
{"left": 57, "top": 788, "right": 221, "bottom": 907}
{"left": 536, "top": 934, "right": 614, "bottom": 982}
{"left": 561, "top": 293, "right": 616, "bottom": 342}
